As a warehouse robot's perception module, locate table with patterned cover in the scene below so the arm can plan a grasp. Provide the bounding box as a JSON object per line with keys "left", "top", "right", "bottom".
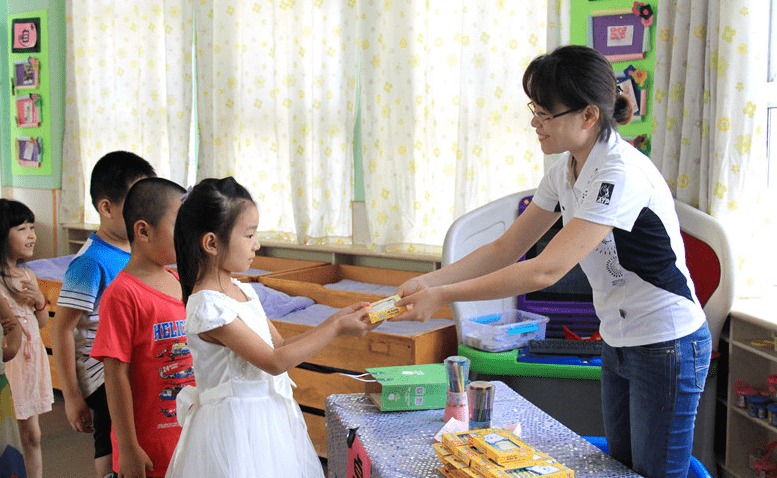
{"left": 325, "top": 380, "right": 642, "bottom": 478}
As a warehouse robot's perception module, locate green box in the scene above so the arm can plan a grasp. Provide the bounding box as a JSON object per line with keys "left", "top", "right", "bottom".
{"left": 365, "top": 363, "right": 447, "bottom": 411}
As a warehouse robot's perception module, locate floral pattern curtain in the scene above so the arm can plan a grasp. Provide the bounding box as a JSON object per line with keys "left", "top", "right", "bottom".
{"left": 356, "top": 1, "right": 548, "bottom": 251}
{"left": 652, "top": 0, "right": 775, "bottom": 297}
{"left": 62, "top": 1, "right": 194, "bottom": 225}
{"left": 193, "top": 2, "right": 357, "bottom": 244}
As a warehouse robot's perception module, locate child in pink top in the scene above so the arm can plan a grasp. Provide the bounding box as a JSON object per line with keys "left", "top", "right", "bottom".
{"left": 0, "top": 198, "right": 54, "bottom": 478}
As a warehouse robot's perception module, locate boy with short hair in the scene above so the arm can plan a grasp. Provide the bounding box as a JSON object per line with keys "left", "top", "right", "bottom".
{"left": 91, "top": 177, "right": 190, "bottom": 478}
{"left": 51, "top": 151, "right": 156, "bottom": 478}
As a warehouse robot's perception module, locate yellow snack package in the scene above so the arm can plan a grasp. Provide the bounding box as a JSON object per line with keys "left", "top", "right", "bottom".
{"left": 368, "top": 295, "right": 408, "bottom": 323}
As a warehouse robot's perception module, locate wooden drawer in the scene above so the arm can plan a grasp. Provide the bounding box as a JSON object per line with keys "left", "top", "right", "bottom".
{"left": 232, "top": 256, "right": 328, "bottom": 282}
{"left": 288, "top": 366, "right": 364, "bottom": 411}
{"left": 272, "top": 320, "right": 457, "bottom": 372}
{"left": 259, "top": 264, "right": 452, "bottom": 319}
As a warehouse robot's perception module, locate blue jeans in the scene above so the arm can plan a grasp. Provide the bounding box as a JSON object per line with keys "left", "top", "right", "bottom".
{"left": 601, "top": 323, "right": 711, "bottom": 478}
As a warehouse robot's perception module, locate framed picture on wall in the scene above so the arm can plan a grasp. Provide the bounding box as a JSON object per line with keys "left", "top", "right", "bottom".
{"left": 14, "top": 57, "right": 40, "bottom": 91}
{"left": 11, "top": 18, "right": 41, "bottom": 53}
{"left": 588, "top": 8, "right": 652, "bottom": 62}
{"left": 15, "top": 94, "right": 42, "bottom": 128}
{"left": 15, "top": 137, "right": 42, "bottom": 168}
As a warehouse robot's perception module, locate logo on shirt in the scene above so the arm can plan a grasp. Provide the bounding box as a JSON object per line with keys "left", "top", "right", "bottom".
{"left": 596, "top": 183, "right": 615, "bottom": 205}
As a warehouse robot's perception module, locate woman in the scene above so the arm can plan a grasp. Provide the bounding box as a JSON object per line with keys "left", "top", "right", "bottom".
{"left": 395, "top": 45, "right": 711, "bottom": 478}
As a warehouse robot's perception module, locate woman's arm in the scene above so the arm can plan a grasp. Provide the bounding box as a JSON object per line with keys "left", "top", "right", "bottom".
{"left": 396, "top": 217, "right": 613, "bottom": 321}
{"left": 401, "top": 203, "right": 561, "bottom": 294}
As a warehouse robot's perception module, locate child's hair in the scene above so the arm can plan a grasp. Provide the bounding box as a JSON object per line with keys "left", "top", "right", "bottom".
{"left": 89, "top": 151, "right": 157, "bottom": 210}
{"left": 174, "top": 177, "right": 254, "bottom": 304}
{"left": 0, "top": 199, "right": 35, "bottom": 295}
{"left": 123, "top": 177, "right": 187, "bottom": 243}
{"left": 522, "top": 45, "right": 633, "bottom": 142}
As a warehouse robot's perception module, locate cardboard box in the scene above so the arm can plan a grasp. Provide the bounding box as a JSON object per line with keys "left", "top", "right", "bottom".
{"left": 365, "top": 363, "right": 447, "bottom": 411}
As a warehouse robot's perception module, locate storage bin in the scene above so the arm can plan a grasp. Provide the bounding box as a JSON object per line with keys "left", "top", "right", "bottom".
{"left": 461, "top": 310, "right": 549, "bottom": 353}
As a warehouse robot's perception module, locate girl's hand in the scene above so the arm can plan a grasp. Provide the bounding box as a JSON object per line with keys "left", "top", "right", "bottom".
{"left": 334, "top": 303, "right": 379, "bottom": 337}
{"left": 393, "top": 286, "right": 444, "bottom": 322}
{"left": 17, "top": 276, "right": 45, "bottom": 310}
{"left": 1, "top": 315, "right": 17, "bottom": 335}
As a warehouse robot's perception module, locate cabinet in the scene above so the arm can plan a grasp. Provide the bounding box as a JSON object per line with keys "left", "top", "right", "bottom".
{"left": 62, "top": 222, "right": 98, "bottom": 255}
{"left": 718, "top": 303, "right": 777, "bottom": 478}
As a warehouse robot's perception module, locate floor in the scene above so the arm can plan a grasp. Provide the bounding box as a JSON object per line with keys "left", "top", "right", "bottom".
{"left": 40, "top": 391, "right": 329, "bottom": 477}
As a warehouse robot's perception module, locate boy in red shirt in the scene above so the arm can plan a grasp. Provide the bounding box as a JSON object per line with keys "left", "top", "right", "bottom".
{"left": 91, "top": 177, "right": 190, "bottom": 478}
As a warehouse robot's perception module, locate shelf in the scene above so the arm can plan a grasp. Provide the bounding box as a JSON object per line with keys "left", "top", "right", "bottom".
{"left": 729, "top": 403, "right": 777, "bottom": 433}
{"left": 731, "top": 340, "right": 777, "bottom": 362}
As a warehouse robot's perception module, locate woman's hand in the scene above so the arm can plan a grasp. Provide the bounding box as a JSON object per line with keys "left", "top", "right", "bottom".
{"left": 393, "top": 286, "right": 445, "bottom": 323}
{"left": 395, "top": 276, "right": 428, "bottom": 300}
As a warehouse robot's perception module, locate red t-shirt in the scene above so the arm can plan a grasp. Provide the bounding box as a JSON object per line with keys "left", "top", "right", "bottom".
{"left": 92, "top": 270, "right": 193, "bottom": 476}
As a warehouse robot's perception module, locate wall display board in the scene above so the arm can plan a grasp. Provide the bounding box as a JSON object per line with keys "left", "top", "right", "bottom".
{"left": 6, "top": 10, "right": 52, "bottom": 176}
{"left": 571, "top": 1, "right": 655, "bottom": 157}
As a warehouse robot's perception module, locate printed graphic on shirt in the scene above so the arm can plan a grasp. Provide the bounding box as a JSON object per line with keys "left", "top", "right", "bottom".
{"left": 154, "top": 321, "right": 194, "bottom": 420}
{"left": 596, "top": 183, "right": 615, "bottom": 205}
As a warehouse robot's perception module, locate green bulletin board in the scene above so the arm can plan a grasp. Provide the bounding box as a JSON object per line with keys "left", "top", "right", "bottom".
{"left": 570, "top": 0, "right": 656, "bottom": 157}
{"left": 7, "top": 9, "right": 52, "bottom": 177}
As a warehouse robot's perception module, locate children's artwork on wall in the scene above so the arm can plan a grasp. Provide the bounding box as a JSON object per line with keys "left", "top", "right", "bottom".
{"left": 15, "top": 137, "right": 42, "bottom": 168}
{"left": 13, "top": 57, "right": 40, "bottom": 91}
{"left": 625, "top": 134, "right": 650, "bottom": 154}
{"left": 11, "top": 18, "right": 41, "bottom": 53}
{"left": 15, "top": 94, "right": 42, "bottom": 128}
{"left": 587, "top": 6, "right": 652, "bottom": 62}
{"left": 617, "top": 64, "right": 648, "bottom": 121}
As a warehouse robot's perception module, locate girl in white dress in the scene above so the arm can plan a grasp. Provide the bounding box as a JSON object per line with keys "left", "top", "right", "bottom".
{"left": 166, "top": 177, "right": 378, "bottom": 478}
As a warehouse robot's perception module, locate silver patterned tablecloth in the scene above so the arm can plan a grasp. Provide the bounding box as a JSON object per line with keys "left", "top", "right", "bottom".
{"left": 325, "top": 380, "right": 642, "bottom": 478}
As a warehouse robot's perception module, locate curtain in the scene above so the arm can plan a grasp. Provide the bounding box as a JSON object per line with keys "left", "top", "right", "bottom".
{"left": 62, "top": 1, "right": 194, "bottom": 225}
{"left": 356, "top": 1, "right": 547, "bottom": 252}
{"left": 652, "top": 0, "right": 775, "bottom": 297}
{"left": 193, "top": 2, "right": 357, "bottom": 245}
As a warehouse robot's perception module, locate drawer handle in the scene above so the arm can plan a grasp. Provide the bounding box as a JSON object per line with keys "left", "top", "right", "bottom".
{"left": 369, "top": 340, "right": 389, "bottom": 354}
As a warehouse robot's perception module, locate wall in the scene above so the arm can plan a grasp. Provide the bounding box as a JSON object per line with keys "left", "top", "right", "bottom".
{"left": 1, "top": 0, "right": 66, "bottom": 259}
{"left": 569, "top": 0, "right": 656, "bottom": 153}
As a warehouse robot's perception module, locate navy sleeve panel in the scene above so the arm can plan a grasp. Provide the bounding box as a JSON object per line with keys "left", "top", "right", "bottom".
{"left": 612, "top": 207, "right": 694, "bottom": 303}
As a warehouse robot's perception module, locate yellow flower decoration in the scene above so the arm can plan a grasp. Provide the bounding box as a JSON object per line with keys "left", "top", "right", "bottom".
{"left": 666, "top": 118, "right": 676, "bottom": 131}
{"left": 660, "top": 29, "right": 671, "bottom": 42}
{"left": 722, "top": 26, "right": 736, "bottom": 43}
{"left": 743, "top": 101, "right": 756, "bottom": 118}
{"left": 735, "top": 135, "right": 752, "bottom": 154}
{"left": 678, "top": 175, "right": 690, "bottom": 189}
{"left": 717, "top": 118, "right": 731, "bottom": 131}
{"left": 713, "top": 182, "right": 727, "bottom": 200}
{"left": 693, "top": 25, "right": 706, "bottom": 39}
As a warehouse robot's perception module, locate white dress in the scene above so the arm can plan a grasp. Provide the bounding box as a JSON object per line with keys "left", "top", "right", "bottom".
{"left": 165, "top": 280, "right": 324, "bottom": 478}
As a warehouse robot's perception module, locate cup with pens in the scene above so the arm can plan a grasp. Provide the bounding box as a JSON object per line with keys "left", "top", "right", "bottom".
{"left": 468, "top": 380, "right": 495, "bottom": 430}
{"left": 443, "top": 356, "right": 470, "bottom": 422}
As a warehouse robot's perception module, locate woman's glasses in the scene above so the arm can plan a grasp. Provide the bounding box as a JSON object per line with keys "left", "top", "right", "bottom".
{"left": 527, "top": 102, "right": 582, "bottom": 124}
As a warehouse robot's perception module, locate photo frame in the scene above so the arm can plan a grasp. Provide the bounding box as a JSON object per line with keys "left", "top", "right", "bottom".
{"left": 11, "top": 18, "right": 41, "bottom": 53}
{"left": 587, "top": 7, "right": 651, "bottom": 62}
{"left": 617, "top": 64, "right": 648, "bottom": 121}
{"left": 14, "top": 57, "right": 40, "bottom": 91}
{"left": 15, "top": 94, "right": 42, "bottom": 128}
{"left": 15, "top": 137, "right": 42, "bottom": 168}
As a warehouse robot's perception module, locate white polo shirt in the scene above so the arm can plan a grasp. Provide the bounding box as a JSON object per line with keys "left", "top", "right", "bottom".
{"left": 532, "top": 132, "right": 706, "bottom": 347}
